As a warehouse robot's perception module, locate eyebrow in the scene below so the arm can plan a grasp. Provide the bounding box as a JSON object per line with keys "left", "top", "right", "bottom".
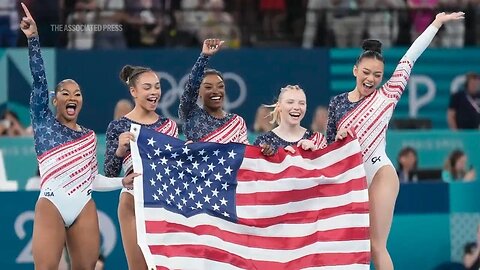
{"left": 61, "top": 89, "right": 81, "bottom": 92}
{"left": 363, "top": 68, "right": 383, "bottom": 74}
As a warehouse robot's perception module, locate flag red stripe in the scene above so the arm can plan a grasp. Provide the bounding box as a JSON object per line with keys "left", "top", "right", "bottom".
{"left": 237, "top": 153, "right": 363, "bottom": 181}
{"left": 145, "top": 221, "right": 369, "bottom": 249}
{"left": 237, "top": 202, "right": 369, "bottom": 227}
{"left": 149, "top": 245, "right": 370, "bottom": 269}
{"left": 236, "top": 177, "right": 367, "bottom": 206}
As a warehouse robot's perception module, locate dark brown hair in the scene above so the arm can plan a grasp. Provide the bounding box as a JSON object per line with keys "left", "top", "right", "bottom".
{"left": 119, "top": 65, "right": 153, "bottom": 87}
{"left": 356, "top": 39, "right": 384, "bottom": 64}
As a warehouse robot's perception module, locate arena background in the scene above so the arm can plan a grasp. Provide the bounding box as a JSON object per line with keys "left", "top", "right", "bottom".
{"left": 1, "top": 2, "right": 480, "bottom": 270}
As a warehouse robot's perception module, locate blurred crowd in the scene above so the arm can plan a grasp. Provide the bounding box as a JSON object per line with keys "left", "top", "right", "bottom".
{"left": 0, "top": 0, "right": 480, "bottom": 49}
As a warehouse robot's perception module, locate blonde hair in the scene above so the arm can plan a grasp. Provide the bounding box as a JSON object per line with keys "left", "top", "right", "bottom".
{"left": 264, "top": 85, "right": 305, "bottom": 125}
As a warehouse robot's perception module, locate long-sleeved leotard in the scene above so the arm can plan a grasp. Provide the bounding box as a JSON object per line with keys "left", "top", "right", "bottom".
{"left": 105, "top": 116, "right": 178, "bottom": 195}
{"left": 179, "top": 54, "right": 249, "bottom": 144}
{"left": 326, "top": 25, "right": 440, "bottom": 184}
{"left": 253, "top": 130, "right": 327, "bottom": 153}
{"left": 29, "top": 36, "right": 122, "bottom": 227}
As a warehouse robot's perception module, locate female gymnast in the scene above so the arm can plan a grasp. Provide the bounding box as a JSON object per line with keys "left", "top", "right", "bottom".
{"left": 179, "top": 38, "right": 249, "bottom": 144}
{"left": 326, "top": 11, "right": 465, "bottom": 270}
{"left": 104, "top": 65, "right": 178, "bottom": 270}
{"left": 21, "top": 3, "right": 137, "bottom": 269}
{"left": 254, "top": 85, "right": 327, "bottom": 155}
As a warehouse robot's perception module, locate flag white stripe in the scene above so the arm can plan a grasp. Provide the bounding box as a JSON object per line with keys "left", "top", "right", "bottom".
{"left": 237, "top": 190, "right": 368, "bottom": 219}
{"left": 145, "top": 208, "right": 369, "bottom": 237}
{"left": 146, "top": 234, "right": 370, "bottom": 262}
{"left": 240, "top": 140, "right": 361, "bottom": 173}
{"left": 236, "top": 164, "right": 366, "bottom": 194}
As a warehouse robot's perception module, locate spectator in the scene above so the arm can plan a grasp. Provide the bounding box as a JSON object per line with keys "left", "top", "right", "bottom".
{"left": 259, "top": 0, "right": 286, "bottom": 39}
{"left": 407, "top": 0, "right": 439, "bottom": 44}
{"left": 228, "top": 0, "right": 257, "bottom": 46}
{"left": 0, "top": 0, "right": 18, "bottom": 47}
{"left": 197, "top": 0, "right": 241, "bottom": 48}
{"left": 365, "top": 0, "right": 405, "bottom": 47}
{"left": 123, "top": 0, "right": 166, "bottom": 47}
{"left": 93, "top": 0, "right": 127, "bottom": 49}
{"left": 113, "top": 99, "right": 134, "bottom": 120}
{"left": 176, "top": 0, "right": 208, "bottom": 38}
{"left": 66, "top": 0, "right": 97, "bottom": 49}
{"left": 310, "top": 106, "right": 328, "bottom": 134}
{"left": 284, "top": 0, "right": 307, "bottom": 44}
{"left": 302, "top": 0, "right": 331, "bottom": 48}
{"left": 396, "top": 146, "right": 418, "bottom": 183}
{"left": 329, "top": 0, "right": 369, "bottom": 48}
{"left": 464, "top": 225, "right": 480, "bottom": 270}
{"left": 442, "top": 149, "right": 476, "bottom": 182}
{"left": 253, "top": 106, "right": 274, "bottom": 133}
{"left": 447, "top": 72, "right": 480, "bottom": 130}
{"left": 438, "top": 0, "right": 467, "bottom": 47}
{"left": 0, "top": 109, "right": 27, "bottom": 136}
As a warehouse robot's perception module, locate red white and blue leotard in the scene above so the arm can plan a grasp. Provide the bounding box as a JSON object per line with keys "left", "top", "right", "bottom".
{"left": 179, "top": 54, "right": 249, "bottom": 144}
{"left": 104, "top": 117, "right": 178, "bottom": 196}
{"left": 326, "top": 25, "right": 440, "bottom": 185}
{"left": 29, "top": 36, "right": 122, "bottom": 227}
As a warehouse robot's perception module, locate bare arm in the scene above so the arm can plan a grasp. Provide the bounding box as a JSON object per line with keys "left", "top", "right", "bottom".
{"left": 447, "top": 109, "right": 457, "bottom": 130}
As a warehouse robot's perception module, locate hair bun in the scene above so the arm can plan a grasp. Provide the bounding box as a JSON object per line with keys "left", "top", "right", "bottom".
{"left": 362, "top": 40, "right": 382, "bottom": 54}
{"left": 119, "top": 65, "right": 135, "bottom": 84}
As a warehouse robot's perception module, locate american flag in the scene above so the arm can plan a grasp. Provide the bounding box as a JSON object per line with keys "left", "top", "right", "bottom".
{"left": 130, "top": 124, "right": 370, "bottom": 270}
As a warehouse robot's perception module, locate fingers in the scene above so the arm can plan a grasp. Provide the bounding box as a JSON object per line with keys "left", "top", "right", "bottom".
{"left": 297, "top": 140, "right": 313, "bottom": 151}
{"left": 284, "top": 146, "right": 295, "bottom": 154}
{"left": 204, "top": 38, "right": 224, "bottom": 50}
{"left": 120, "top": 132, "right": 136, "bottom": 142}
{"left": 21, "top": 3, "right": 33, "bottom": 19}
{"left": 260, "top": 144, "right": 275, "bottom": 156}
{"left": 123, "top": 173, "right": 141, "bottom": 188}
{"left": 185, "top": 140, "right": 193, "bottom": 145}
{"left": 20, "top": 20, "right": 30, "bottom": 30}
{"left": 336, "top": 130, "right": 348, "bottom": 141}
{"left": 301, "top": 143, "right": 313, "bottom": 151}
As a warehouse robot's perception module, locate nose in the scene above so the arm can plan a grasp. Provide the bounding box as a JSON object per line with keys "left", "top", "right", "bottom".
{"left": 365, "top": 74, "right": 373, "bottom": 82}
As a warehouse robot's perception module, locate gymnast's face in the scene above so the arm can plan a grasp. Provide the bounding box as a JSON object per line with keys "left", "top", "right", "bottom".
{"left": 353, "top": 57, "right": 384, "bottom": 97}
{"left": 277, "top": 88, "right": 306, "bottom": 126}
{"left": 130, "top": 71, "right": 161, "bottom": 112}
{"left": 53, "top": 80, "right": 83, "bottom": 124}
{"left": 200, "top": 74, "right": 225, "bottom": 112}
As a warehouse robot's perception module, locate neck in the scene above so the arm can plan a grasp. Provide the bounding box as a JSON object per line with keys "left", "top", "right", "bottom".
{"left": 205, "top": 107, "right": 225, "bottom": 118}
{"left": 57, "top": 116, "right": 79, "bottom": 131}
{"left": 127, "top": 106, "right": 158, "bottom": 123}
{"left": 349, "top": 88, "right": 364, "bottom": 102}
{"left": 467, "top": 89, "right": 477, "bottom": 96}
{"left": 274, "top": 122, "right": 305, "bottom": 141}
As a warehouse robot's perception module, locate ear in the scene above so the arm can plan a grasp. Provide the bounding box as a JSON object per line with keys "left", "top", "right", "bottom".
{"left": 129, "top": 86, "right": 136, "bottom": 98}
{"left": 353, "top": 65, "right": 358, "bottom": 77}
{"left": 52, "top": 96, "right": 57, "bottom": 107}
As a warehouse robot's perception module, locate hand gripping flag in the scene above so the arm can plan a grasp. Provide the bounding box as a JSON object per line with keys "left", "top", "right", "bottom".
{"left": 129, "top": 124, "right": 370, "bottom": 270}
